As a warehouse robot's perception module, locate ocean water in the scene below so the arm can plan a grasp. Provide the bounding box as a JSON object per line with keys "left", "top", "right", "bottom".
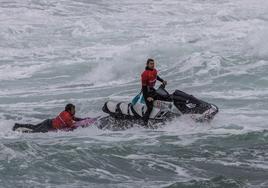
{"left": 0, "top": 0, "right": 268, "bottom": 187}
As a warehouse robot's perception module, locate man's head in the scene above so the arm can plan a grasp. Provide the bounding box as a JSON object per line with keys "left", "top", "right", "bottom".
{"left": 65, "top": 103, "right": 76, "bottom": 115}
{"left": 146, "top": 58, "right": 155, "bottom": 69}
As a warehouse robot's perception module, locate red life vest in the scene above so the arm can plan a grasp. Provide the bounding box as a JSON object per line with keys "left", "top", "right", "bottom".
{"left": 141, "top": 68, "right": 158, "bottom": 87}
{"left": 52, "top": 111, "right": 74, "bottom": 129}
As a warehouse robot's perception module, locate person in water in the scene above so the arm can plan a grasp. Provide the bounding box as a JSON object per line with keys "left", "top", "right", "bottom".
{"left": 13, "top": 103, "right": 83, "bottom": 133}
{"left": 141, "top": 58, "right": 167, "bottom": 125}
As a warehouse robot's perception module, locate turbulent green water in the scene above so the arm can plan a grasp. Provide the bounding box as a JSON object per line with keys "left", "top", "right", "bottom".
{"left": 0, "top": 0, "right": 268, "bottom": 187}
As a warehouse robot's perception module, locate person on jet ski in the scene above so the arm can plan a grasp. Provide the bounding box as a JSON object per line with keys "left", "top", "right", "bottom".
{"left": 13, "top": 103, "right": 83, "bottom": 132}
{"left": 141, "top": 58, "right": 167, "bottom": 125}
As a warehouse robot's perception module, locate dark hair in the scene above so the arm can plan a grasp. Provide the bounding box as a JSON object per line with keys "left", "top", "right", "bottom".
{"left": 146, "top": 58, "right": 154, "bottom": 64}
{"left": 65, "top": 103, "right": 75, "bottom": 111}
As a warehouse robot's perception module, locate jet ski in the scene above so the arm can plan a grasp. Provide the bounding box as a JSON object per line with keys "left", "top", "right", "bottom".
{"left": 100, "top": 85, "right": 219, "bottom": 129}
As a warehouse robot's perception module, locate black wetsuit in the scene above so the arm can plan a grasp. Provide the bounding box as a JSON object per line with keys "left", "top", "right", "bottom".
{"left": 13, "top": 119, "right": 53, "bottom": 133}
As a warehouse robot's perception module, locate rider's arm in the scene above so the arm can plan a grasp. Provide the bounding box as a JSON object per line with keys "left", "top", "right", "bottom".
{"left": 74, "top": 117, "right": 83, "bottom": 121}
{"left": 157, "top": 75, "right": 164, "bottom": 82}
{"left": 157, "top": 75, "right": 167, "bottom": 85}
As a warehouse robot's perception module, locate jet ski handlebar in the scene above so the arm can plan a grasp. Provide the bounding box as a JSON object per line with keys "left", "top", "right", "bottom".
{"left": 159, "top": 84, "right": 166, "bottom": 89}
